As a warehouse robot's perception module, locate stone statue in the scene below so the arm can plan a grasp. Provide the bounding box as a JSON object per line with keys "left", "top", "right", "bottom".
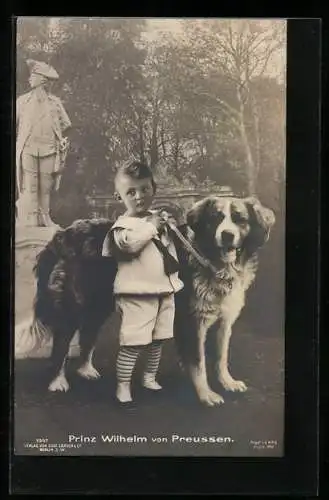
{"left": 16, "top": 59, "right": 72, "bottom": 227}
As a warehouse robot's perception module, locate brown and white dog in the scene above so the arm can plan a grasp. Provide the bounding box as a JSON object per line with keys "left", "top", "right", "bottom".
{"left": 173, "top": 196, "right": 275, "bottom": 406}
{"left": 16, "top": 196, "right": 274, "bottom": 404}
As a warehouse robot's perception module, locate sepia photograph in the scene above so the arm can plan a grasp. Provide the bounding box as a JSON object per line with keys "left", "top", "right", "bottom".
{"left": 14, "top": 17, "right": 286, "bottom": 457}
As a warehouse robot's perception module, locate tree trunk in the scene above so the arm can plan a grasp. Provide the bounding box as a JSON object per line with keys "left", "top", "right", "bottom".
{"left": 150, "top": 105, "right": 159, "bottom": 169}
{"left": 252, "top": 100, "right": 261, "bottom": 181}
{"left": 160, "top": 126, "right": 167, "bottom": 158}
{"left": 239, "top": 118, "right": 256, "bottom": 195}
{"left": 138, "top": 112, "right": 145, "bottom": 163}
{"left": 173, "top": 131, "right": 180, "bottom": 172}
{"left": 237, "top": 86, "right": 256, "bottom": 196}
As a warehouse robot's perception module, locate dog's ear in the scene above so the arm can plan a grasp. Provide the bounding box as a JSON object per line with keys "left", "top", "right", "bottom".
{"left": 244, "top": 197, "right": 276, "bottom": 247}
{"left": 186, "top": 198, "right": 213, "bottom": 233}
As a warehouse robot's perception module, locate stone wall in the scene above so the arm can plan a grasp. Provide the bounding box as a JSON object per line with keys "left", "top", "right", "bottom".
{"left": 86, "top": 185, "right": 233, "bottom": 220}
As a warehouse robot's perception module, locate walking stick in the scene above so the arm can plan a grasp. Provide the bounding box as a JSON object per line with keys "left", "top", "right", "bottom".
{"left": 54, "top": 138, "right": 70, "bottom": 191}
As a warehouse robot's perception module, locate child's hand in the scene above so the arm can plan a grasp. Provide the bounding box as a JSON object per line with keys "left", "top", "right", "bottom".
{"left": 148, "top": 213, "right": 167, "bottom": 232}
{"left": 159, "top": 211, "right": 179, "bottom": 227}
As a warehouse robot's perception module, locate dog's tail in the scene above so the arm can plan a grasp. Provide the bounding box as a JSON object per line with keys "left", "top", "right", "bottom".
{"left": 15, "top": 316, "right": 52, "bottom": 359}
{"left": 15, "top": 241, "right": 59, "bottom": 359}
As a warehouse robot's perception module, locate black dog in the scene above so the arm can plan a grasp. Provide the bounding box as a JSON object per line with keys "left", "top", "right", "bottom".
{"left": 17, "top": 218, "right": 117, "bottom": 391}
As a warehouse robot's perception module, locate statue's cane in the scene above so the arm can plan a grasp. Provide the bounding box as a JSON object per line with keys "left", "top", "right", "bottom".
{"left": 54, "top": 138, "right": 69, "bottom": 191}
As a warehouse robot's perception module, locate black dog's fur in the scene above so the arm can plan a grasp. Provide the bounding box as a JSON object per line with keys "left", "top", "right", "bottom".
{"left": 32, "top": 218, "right": 117, "bottom": 388}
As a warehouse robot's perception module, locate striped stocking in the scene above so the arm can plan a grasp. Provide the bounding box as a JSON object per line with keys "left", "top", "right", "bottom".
{"left": 142, "top": 340, "right": 163, "bottom": 390}
{"left": 116, "top": 346, "right": 141, "bottom": 402}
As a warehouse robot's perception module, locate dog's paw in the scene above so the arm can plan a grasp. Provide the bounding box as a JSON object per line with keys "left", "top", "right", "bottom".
{"left": 77, "top": 364, "right": 101, "bottom": 380}
{"left": 197, "top": 387, "right": 224, "bottom": 407}
{"left": 48, "top": 375, "right": 70, "bottom": 392}
{"left": 220, "top": 373, "right": 247, "bottom": 392}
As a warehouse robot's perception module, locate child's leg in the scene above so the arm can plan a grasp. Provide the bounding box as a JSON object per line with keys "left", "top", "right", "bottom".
{"left": 142, "top": 293, "right": 175, "bottom": 390}
{"left": 116, "top": 345, "right": 141, "bottom": 402}
{"left": 142, "top": 340, "right": 164, "bottom": 390}
{"left": 115, "top": 295, "right": 159, "bottom": 400}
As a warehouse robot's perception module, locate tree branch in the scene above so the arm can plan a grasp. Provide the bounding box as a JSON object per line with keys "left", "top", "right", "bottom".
{"left": 193, "top": 90, "right": 240, "bottom": 118}
{"left": 249, "top": 42, "right": 282, "bottom": 78}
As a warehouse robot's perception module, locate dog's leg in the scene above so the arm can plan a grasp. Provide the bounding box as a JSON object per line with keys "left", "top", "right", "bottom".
{"left": 189, "top": 320, "right": 224, "bottom": 406}
{"left": 76, "top": 317, "right": 104, "bottom": 380}
{"left": 77, "top": 347, "right": 100, "bottom": 380}
{"left": 216, "top": 322, "right": 247, "bottom": 392}
{"left": 48, "top": 326, "right": 77, "bottom": 392}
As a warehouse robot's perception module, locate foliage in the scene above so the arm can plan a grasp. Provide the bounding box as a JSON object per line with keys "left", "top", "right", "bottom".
{"left": 16, "top": 18, "right": 286, "bottom": 222}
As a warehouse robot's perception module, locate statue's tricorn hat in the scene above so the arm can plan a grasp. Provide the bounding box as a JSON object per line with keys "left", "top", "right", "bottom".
{"left": 26, "top": 59, "right": 59, "bottom": 80}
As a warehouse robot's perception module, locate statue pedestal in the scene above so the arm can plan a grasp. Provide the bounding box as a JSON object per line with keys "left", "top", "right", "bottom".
{"left": 15, "top": 226, "right": 79, "bottom": 359}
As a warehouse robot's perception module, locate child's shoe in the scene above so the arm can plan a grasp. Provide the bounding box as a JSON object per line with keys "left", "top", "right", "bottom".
{"left": 142, "top": 372, "right": 162, "bottom": 391}
{"left": 116, "top": 381, "right": 132, "bottom": 403}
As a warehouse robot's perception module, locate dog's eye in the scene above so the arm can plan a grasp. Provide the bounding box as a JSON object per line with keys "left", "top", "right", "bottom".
{"left": 231, "top": 212, "right": 248, "bottom": 224}
{"left": 211, "top": 212, "right": 225, "bottom": 225}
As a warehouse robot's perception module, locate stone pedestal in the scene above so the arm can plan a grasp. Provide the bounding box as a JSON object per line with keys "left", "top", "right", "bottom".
{"left": 15, "top": 226, "right": 79, "bottom": 359}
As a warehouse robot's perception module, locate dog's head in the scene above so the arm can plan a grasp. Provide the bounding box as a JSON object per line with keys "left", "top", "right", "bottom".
{"left": 186, "top": 196, "right": 275, "bottom": 264}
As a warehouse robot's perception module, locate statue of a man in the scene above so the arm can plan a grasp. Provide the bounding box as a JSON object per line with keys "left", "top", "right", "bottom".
{"left": 16, "top": 59, "right": 72, "bottom": 227}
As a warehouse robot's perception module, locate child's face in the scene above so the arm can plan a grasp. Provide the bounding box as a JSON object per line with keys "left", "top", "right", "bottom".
{"left": 116, "top": 175, "right": 155, "bottom": 215}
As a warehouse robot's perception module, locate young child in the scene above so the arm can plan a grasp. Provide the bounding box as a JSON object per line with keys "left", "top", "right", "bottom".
{"left": 102, "top": 161, "right": 184, "bottom": 404}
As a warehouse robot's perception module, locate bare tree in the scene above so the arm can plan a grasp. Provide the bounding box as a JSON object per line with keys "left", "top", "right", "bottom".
{"left": 183, "top": 19, "right": 286, "bottom": 195}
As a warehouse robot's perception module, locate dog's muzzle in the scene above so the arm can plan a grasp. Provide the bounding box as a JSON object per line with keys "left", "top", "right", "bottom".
{"left": 219, "top": 246, "right": 241, "bottom": 263}
{"left": 216, "top": 229, "right": 241, "bottom": 263}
